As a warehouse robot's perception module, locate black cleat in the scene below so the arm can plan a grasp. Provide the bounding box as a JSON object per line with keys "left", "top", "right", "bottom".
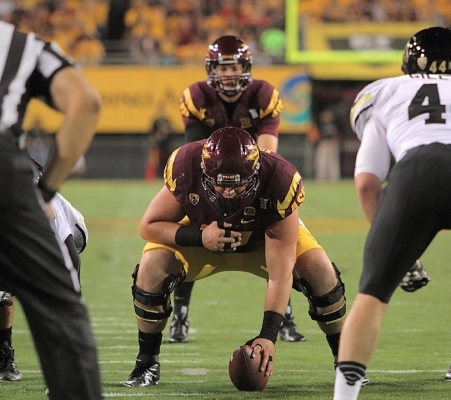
{"left": 279, "top": 316, "right": 306, "bottom": 342}
{"left": 0, "top": 345, "right": 23, "bottom": 381}
{"left": 168, "top": 313, "right": 189, "bottom": 343}
{"left": 123, "top": 363, "right": 160, "bottom": 387}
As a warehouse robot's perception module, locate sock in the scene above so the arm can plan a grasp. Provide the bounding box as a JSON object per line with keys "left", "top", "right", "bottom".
{"left": 284, "top": 298, "right": 293, "bottom": 319}
{"left": 326, "top": 332, "right": 341, "bottom": 358}
{"left": 333, "top": 361, "right": 366, "bottom": 400}
{"left": 0, "top": 327, "right": 12, "bottom": 347}
{"left": 173, "top": 281, "right": 194, "bottom": 315}
{"left": 136, "top": 331, "right": 162, "bottom": 367}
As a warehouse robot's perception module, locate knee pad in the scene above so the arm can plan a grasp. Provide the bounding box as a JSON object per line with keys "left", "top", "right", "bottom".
{"left": 293, "top": 262, "right": 346, "bottom": 324}
{"left": 130, "top": 263, "right": 186, "bottom": 321}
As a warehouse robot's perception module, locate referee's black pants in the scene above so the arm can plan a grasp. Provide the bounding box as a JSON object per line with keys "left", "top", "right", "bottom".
{"left": 0, "top": 132, "right": 102, "bottom": 399}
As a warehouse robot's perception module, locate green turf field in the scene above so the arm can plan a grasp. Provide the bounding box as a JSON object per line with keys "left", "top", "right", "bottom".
{"left": 4, "top": 179, "right": 451, "bottom": 399}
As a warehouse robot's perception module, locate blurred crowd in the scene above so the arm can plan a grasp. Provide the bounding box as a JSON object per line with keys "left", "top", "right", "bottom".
{"left": 0, "top": 0, "right": 449, "bottom": 67}
{"left": 301, "top": 0, "right": 450, "bottom": 24}
{"left": 0, "top": 0, "right": 108, "bottom": 66}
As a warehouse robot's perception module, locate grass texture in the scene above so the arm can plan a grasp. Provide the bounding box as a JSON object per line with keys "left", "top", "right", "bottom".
{"left": 4, "top": 179, "right": 451, "bottom": 399}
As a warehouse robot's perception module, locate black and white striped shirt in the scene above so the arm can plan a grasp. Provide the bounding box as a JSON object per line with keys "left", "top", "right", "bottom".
{"left": 0, "top": 21, "right": 75, "bottom": 136}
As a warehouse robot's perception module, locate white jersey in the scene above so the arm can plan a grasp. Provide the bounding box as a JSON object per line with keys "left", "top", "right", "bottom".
{"left": 351, "top": 74, "right": 451, "bottom": 181}
{"left": 51, "top": 193, "right": 88, "bottom": 254}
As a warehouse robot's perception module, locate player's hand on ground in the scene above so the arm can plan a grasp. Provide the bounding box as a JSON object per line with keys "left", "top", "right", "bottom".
{"left": 202, "top": 221, "right": 241, "bottom": 252}
{"left": 248, "top": 338, "right": 275, "bottom": 376}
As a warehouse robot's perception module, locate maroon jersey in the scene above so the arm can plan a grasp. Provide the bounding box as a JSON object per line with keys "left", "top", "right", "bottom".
{"left": 179, "top": 80, "right": 283, "bottom": 140}
{"left": 164, "top": 141, "right": 304, "bottom": 252}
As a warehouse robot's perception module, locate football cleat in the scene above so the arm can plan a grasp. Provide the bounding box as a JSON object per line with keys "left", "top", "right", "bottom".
{"left": 279, "top": 315, "right": 306, "bottom": 342}
{"left": 123, "top": 363, "right": 160, "bottom": 387}
{"left": 361, "top": 376, "right": 370, "bottom": 386}
{"left": 399, "top": 260, "right": 431, "bottom": 292}
{"left": 445, "top": 365, "right": 451, "bottom": 381}
{"left": 0, "top": 345, "right": 23, "bottom": 381}
{"left": 168, "top": 313, "right": 189, "bottom": 343}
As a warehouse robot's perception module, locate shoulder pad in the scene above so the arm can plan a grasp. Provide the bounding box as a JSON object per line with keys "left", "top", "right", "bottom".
{"left": 180, "top": 82, "right": 209, "bottom": 120}
{"left": 253, "top": 80, "right": 283, "bottom": 119}
{"left": 350, "top": 78, "right": 390, "bottom": 139}
{"left": 164, "top": 147, "right": 182, "bottom": 193}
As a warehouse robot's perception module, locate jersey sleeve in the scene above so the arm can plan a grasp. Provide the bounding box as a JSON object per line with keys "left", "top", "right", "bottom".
{"left": 30, "top": 40, "right": 76, "bottom": 108}
{"left": 263, "top": 151, "right": 304, "bottom": 218}
{"left": 179, "top": 84, "right": 206, "bottom": 128}
{"left": 163, "top": 144, "right": 198, "bottom": 195}
{"left": 164, "top": 147, "right": 182, "bottom": 193}
{"left": 256, "top": 83, "right": 283, "bottom": 137}
{"left": 350, "top": 79, "right": 388, "bottom": 140}
{"left": 354, "top": 117, "right": 391, "bottom": 182}
{"left": 276, "top": 170, "right": 304, "bottom": 218}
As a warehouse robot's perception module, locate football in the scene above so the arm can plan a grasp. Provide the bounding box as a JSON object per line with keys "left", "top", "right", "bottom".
{"left": 228, "top": 344, "right": 269, "bottom": 391}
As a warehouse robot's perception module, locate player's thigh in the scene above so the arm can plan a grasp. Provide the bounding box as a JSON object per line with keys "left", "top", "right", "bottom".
{"left": 360, "top": 152, "right": 440, "bottom": 302}
{"left": 296, "top": 224, "right": 324, "bottom": 257}
{"left": 142, "top": 242, "right": 268, "bottom": 280}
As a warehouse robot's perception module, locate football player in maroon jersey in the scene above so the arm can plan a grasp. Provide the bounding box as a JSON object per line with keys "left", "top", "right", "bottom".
{"left": 123, "top": 127, "right": 368, "bottom": 387}
{"left": 172, "top": 35, "right": 304, "bottom": 344}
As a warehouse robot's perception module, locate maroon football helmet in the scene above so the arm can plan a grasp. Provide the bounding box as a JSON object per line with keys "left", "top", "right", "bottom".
{"left": 201, "top": 127, "right": 260, "bottom": 217}
{"left": 205, "top": 36, "right": 253, "bottom": 97}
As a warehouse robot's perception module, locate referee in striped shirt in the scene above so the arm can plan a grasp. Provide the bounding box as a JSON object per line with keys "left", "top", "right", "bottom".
{"left": 0, "top": 20, "right": 102, "bottom": 399}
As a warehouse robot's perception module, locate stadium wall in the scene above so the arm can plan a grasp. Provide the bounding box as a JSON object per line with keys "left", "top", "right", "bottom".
{"left": 26, "top": 65, "right": 313, "bottom": 179}
{"left": 24, "top": 66, "right": 311, "bottom": 134}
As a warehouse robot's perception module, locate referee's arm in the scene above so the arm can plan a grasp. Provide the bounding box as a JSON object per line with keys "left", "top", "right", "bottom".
{"left": 41, "top": 67, "right": 102, "bottom": 194}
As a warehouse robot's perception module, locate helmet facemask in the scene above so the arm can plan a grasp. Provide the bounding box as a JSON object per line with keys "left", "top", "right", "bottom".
{"left": 201, "top": 127, "right": 261, "bottom": 218}
{"left": 201, "top": 170, "right": 260, "bottom": 218}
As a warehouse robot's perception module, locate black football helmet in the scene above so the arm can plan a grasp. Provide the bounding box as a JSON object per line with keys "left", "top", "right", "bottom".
{"left": 401, "top": 27, "right": 451, "bottom": 74}
{"left": 201, "top": 127, "right": 260, "bottom": 217}
{"left": 205, "top": 36, "right": 253, "bottom": 97}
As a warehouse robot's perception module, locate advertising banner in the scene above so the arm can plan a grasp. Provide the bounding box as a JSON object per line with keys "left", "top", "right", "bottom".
{"left": 24, "top": 66, "right": 311, "bottom": 134}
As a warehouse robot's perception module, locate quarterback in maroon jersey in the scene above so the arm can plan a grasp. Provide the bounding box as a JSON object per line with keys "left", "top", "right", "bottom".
{"left": 123, "top": 128, "right": 356, "bottom": 388}
{"left": 173, "top": 35, "right": 305, "bottom": 344}
{"left": 180, "top": 36, "right": 282, "bottom": 151}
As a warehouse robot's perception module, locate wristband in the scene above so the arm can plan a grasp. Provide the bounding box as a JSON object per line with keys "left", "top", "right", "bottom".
{"left": 175, "top": 226, "right": 203, "bottom": 247}
{"left": 258, "top": 311, "right": 284, "bottom": 344}
{"left": 38, "top": 180, "right": 57, "bottom": 202}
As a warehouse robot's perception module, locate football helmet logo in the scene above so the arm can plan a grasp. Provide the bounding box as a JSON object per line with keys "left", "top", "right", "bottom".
{"left": 401, "top": 27, "right": 451, "bottom": 75}
{"left": 189, "top": 193, "right": 200, "bottom": 205}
